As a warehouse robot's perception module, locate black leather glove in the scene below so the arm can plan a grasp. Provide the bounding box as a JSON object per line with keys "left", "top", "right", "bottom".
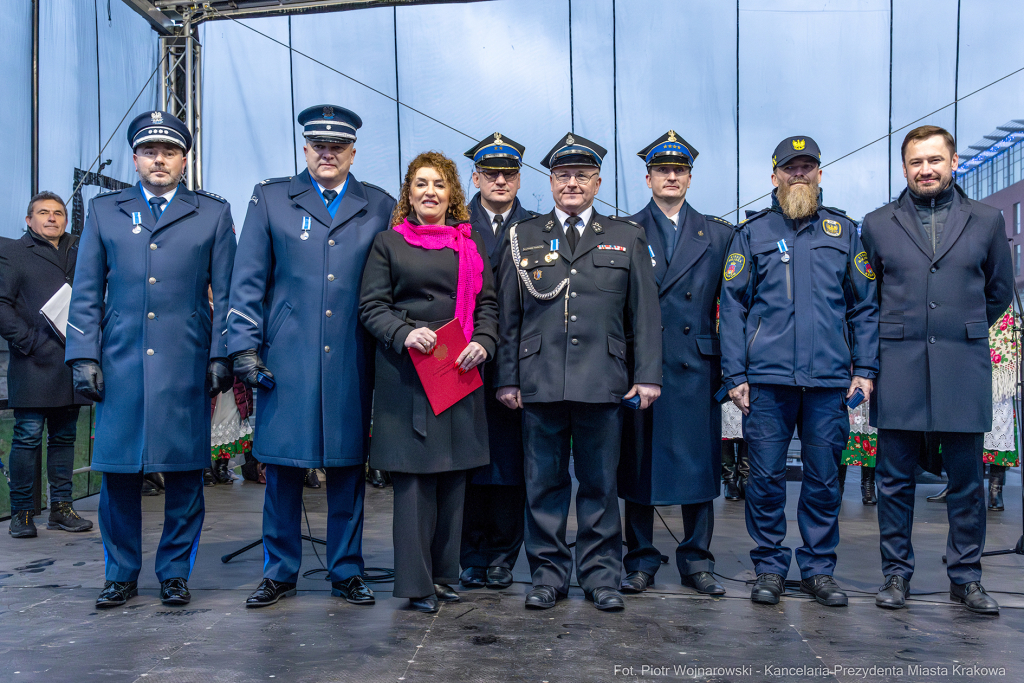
{"left": 229, "top": 349, "right": 272, "bottom": 389}
{"left": 207, "top": 358, "right": 233, "bottom": 398}
{"left": 71, "top": 359, "right": 104, "bottom": 402}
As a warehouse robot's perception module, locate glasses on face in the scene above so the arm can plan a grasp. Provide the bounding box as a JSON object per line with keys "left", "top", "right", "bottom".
{"left": 552, "top": 171, "right": 599, "bottom": 186}
{"left": 478, "top": 169, "right": 519, "bottom": 182}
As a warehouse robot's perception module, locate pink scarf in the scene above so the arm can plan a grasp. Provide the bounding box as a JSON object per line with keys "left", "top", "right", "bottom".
{"left": 394, "top": 217, "right": 483, "bottom": 341}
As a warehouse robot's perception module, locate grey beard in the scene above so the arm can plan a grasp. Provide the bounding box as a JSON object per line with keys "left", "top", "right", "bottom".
{"left": 778, "top": 183, "right": 818, "bottom": 220}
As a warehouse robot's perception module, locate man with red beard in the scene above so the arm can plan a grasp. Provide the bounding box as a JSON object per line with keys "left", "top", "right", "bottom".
{"left": 719, "top": 136, "right": 878, "bottom": 608}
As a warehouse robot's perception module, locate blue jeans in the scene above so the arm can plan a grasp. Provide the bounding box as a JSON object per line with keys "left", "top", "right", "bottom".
{"left": 7, "top": 406, "right": 80, "bottom": 511}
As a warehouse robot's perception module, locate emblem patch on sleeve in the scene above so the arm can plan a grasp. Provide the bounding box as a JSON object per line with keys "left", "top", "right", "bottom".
{"left": 822, "top": 219, "right": 842, "bottom": 237}
{"left": 854, "top": 251, "right": 875, "bottom": 280}
{"left": 723, "top": 253, "right": 745, "bottom": 281}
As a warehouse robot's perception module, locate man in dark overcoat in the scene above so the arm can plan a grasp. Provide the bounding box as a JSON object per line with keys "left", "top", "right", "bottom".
{"left": 0, "top": 192, "right": 92, "bottom": 537}
{"left": 618, "top": 132, "right": 734, "bottom": 596}
{"left": 459, "top": 133, "right": 537, "bottom": 590}
{"left": 863, "top": 125, "right": 1013, "bottom": 615}
{"left": 228, "top": 105, "right": 396, "bottom": 608}
{"left": 66, "top": 111, "right": 237, "bottom": 608}
{"left": 495, "top": 133, "right": 662, "bottom": 612}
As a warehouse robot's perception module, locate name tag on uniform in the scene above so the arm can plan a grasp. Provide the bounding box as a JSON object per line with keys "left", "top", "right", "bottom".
{"left": 131, "top": 212, "right": 142, "bottom": 234}
{"left": 301, "top": 216, "right": 311, "bottom": 241}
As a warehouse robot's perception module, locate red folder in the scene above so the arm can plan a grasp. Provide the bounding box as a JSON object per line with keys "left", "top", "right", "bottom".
{"left": 410, "top": 319, "right": 483, "bottom": 416}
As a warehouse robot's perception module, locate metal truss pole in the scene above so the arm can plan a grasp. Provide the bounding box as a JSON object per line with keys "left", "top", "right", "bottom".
{"left": 158, "top": 8, "right": 202, "bottom": 189}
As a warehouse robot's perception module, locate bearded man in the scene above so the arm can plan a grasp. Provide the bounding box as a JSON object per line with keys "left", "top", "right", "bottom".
{"left": 719, "top": 136, "right": 878, "bottom": 608}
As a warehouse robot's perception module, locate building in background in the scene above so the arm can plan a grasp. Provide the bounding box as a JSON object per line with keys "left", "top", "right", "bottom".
{"left": 958, "top": 120, "right": 1024, "bottom": 289}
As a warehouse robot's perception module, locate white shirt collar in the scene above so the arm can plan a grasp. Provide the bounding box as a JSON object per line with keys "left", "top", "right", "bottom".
{"left": 667, "top": 213, "right": 679, "bottom": 227}
{"left": 141, "top": 184, "right": 178, "bottom": 205}
{"left": 553, "top": 205, "right": 594, "bottom": 235}
{"left": 314, "top": 178, "right": 344, "bottom": 196}
{"left": 482, "top": 206, "right": 513, "bottom": 233}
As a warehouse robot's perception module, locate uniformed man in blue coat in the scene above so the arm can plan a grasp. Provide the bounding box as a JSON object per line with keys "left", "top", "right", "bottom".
{"left": 66, "top": 111, "right": 237, "bottom": 608}
{"left": 228, "top": 105, "right": 396, "bottom": 608}
{"left": 719, "top": 136, "right": 878, "bottom": 608}
{"left": 618, "top": 132, "right": 735, "bottom": 597}
{"left": 458, "top": 133, "right": 537, "bottom": 590}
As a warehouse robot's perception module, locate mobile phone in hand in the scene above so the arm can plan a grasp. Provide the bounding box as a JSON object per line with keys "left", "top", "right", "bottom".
{"left": 846, "top": 388, "right": 865, "bottom": 409}
{"left": 622, "top": 394, "right": 642, "bottom": 410}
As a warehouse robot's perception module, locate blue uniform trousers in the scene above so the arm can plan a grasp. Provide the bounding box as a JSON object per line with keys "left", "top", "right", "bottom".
{"left": 623, "top": 500, "right": 715, "bottom": 578}
{"left": 743, "top": 385, "right": 847, "bottom": 578}
{"left": 99, "top": 470, "right": 205, "bottom": 582}
{"left": 261, "top": 463, "right": 365, "bottom": 584}
{"left": 876, "top": 430, "right": 985, "bottom": 585}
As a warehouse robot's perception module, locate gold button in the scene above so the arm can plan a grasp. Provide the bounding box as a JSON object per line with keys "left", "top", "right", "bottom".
{"left": 329, "top": 240, "right": 336, "bottom": 246}
{"left": 324, "top": 346, "right": 331, "bottom": 353}
{"left": 328, "top": 274, "right": 335, "bottom": 281}
{"left": 150, "top": 243, "right": 157, "bottom": 250}
{"left": 147, "top": 312, "right": 155, "bottom": 319}
{"left": 326, "top": 310, "right": 332, "bottom": 317}
{"left": 146, "top": 349, "right": 154, "bottom": 356}
{"left": 148, "top": 277, "right": 156, "bottom": 284}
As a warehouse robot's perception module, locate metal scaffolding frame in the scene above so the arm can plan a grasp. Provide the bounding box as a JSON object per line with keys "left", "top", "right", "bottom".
{"left": 159, "top": 11, "right": 202, "bottom": 189}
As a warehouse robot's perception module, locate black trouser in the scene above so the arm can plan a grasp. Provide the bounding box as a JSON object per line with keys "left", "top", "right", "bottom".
{"left": 460, "top": 482, "right": 526, "bottom": 570}
{"left": 876, "top": 430, "right": 985, "bottom": 585}
{"left": 522, "top": 401, "right": 623, "bottom": 594}
{"left": 391, "top": 470, "right": 467, "bottom": 599}
{"left": 8, "top": 406, "right": 80, "bottom": 511}
{"left": 623, "top": 500, "right": 715, "bottom": 579}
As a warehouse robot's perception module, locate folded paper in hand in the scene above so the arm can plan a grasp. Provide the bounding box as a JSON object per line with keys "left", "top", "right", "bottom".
{"left": 410, "top": 319, "right": 483, "bottom": 416}
{"left": 40, "top": 283, "right": 72, "bottom": 343}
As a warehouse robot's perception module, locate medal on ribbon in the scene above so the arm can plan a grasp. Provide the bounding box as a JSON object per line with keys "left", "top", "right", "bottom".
{"left": 132, "top": 212, "right": 142, "bottom": 234}
{"left": 301, "top": 216, "right": 311, "bottom": 241}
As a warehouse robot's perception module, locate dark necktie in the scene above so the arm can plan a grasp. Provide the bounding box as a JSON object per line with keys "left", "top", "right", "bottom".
{"left": 322, "top": 189, "right": 338, "bottom": 205}
{"left": 493, "top": 214, "right": 504, "bottom": 235}
{"left": 149, "top": 196, "right": 167, "bottom": 219}
{"left": 565, "top": 215, "right": 582, "bottom": 252}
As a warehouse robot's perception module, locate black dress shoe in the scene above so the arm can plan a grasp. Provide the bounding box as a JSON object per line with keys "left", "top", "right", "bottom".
{"left": 96, "top": 580, "right": 138, "bottom": 608}
{"left": 861, "top": 466, "right": 877, "bottom": 506}
{"left": 434, "top": 583, "right": 460, "bottom": 602}
{"left": 214, "top": 459, "right": 235, "bottom": 485}
{"left": 800, "top": 574, "right": 848, "bottom": 607}
{"left": 368, "top": 468, "right": 388, "bottom": 488}
{"left": 203, "top": 468, "right": 217, "bottom": 487}
{"left": 460, "top": 566, "right": 487, "bottom": 588}
{"left": 485, "top": 566, "right": 514, "bottom": 589}
{"left": 988, "top": 481, "right": 1005, "bottom": 511}
{"left": 409, "top": 595, "right": 439, "bottom": 613}
{"left": 724, "top": 478, "right": 742, "bottom": 501}
{"left": 141, "top": 478, "right": 159, "bottom": 496}
{"left": 684, "top": 571, "right": 726, "bottom": 595}
{"left": 927, "top": 486, "right": 948, "bottom": 503}
{"left": 950, "top": 581, "right": 999, "bottom": 615}
{"left": 304, "top": 469, "right": 321, "bottom": 488}
{"left": 245, "top": 578, "right": 297, "bottom": 608}
{"left": 875, "top": 575, "right": 908, "bottom": 610}
{"left": 750, "top": 573, "right": 785, "bottom": 605}
{"left": 332, "top": 575, "right": 375, "bottom": 605}
{"left": 586, "top": 586, "right": 625, "bottom": 611}
{"left": 619, "top": 570, "right": 654, "bottom": 594}
{"left": 160, "top": 577, "right": 191, "bottom": 605}
{"left": 145, "top": 472, "right": 165, "bottom": 490}
{"left": 525, "top": 585, "right": 563, "bottom": 610}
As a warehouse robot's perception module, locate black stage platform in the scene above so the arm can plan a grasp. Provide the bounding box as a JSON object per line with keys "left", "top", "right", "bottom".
{"left": 1, "top": 470, "right": 1022, "bottom": 682}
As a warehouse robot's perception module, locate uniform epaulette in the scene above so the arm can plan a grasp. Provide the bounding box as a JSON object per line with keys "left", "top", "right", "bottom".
{"left": 821, "top": 205, "right": 857, "bottom": 224}
{"left": 706, "top": 214, "right": 735, "bottom": 228}
{"left": 259, "top": 176, "right": 291, "bottom": 186}
{"left": 526, "top": 210, "right": 541, "bottom": 218}
{"left": 196, "top": 189, "right": 227, "bottom": 203}
{"left": 739, "top": 207, "right": 770, "bottom": 225}
{"left": 609, "top": 215, "right": 642, "bottom": 230}
{"left": 95, "top": 189, "right": 123, "bottom": 199}
{"left": 361, "top": 181, "right": 394, "bottom": 199}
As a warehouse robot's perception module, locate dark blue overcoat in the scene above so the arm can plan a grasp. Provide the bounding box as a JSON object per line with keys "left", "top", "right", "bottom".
{"left": 467, "top": 192, "right": 536, "bottom": 486}
{"left": 618, "top": 200, "right": 734, "bottom": 505}
{"left": 66, "top": 184, "right": 236, "bottom": 473}
{"left": 227, "top": 170, "right": 395, "bottom": 469}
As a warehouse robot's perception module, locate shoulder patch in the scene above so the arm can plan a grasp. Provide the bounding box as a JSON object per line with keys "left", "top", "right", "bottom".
{"left": 197, "top": 189, "right": 226, "bottom": 203}
{"left": 361, "top": 181, "right": 395, "bottom": 199}
{"left": 259, "top": 176, "right": 291, "bottom": 186}
{"left": 822, "top": 219, "right": 842, "bottom": 237}
{"left": 854, "top": 251, "right": 875, "bottom": 280}
{"left": 609, "top": 215, "right": 642, "bottom": 229}
{"left": 723, "top": 253, "right": 745, "bottom": 280}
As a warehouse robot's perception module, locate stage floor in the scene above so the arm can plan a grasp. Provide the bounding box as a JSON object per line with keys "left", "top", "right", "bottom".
{"left": 1, "top": 469, "right": 1022, "bottom": 682}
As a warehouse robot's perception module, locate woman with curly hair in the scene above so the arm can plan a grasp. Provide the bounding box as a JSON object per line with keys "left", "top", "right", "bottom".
{"left": 359, "top": 151, "right": 498, "bottom": 612}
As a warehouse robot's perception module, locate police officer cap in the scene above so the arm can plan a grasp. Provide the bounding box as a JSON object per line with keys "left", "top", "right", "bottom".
{"left": 127, "top": 110, "right": 192, "bottom": 153}
{"left": 464, "top": 132, "right": 525, "bottom": 170}
{"left": 298, "top": 104, "right": 361, "bottom": 144}
{"left": 638, "top": 130, "right": 698, "bottom": 168}
{"left": 541, "top": 133, "right": 606, "bottom": 170}
{"left": 773, "top": 136, "right": 821, "bottom": 169}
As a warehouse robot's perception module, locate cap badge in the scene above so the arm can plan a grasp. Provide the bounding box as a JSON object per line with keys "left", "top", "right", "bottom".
{"left": 792, "top": 139, "right": 806, "bottom": 151}
{"left": 494, "top": 132, "right": 503, "bottom": 145}
{"left": 566, "top": 134, "right": 575, "bottom": 145}
{"left": 323, "top": 106, "right": 335, "bottom": 119}
{"left": 150, "top": 112, "right": 163, "bottom": 123}
{"left": 667, "top": 130, "right": 678, "bottom": 142}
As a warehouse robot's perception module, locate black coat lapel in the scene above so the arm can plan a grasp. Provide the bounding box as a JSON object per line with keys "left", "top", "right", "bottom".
{"left": 22, "top": 232, "right": 62, "bottom": 270}
{"left": 153, "top": 185, "right": 198, "bottom": 233}
{"left": 570, "top": 211, "right": 603, "bottom": 262}
{"left": 330, "top": 176, "right": 369, "bottom": 232}
{"left": 469, "top": 194, "right": 498, "bottom": 257}
{"left": 289, "top": 170, "right": 334, "bottom": 228}
{"left": 932, "top": 187, "right": 972, "bottom": 264}
{"left": 660, "top": 203, "right": 710, "bottom": 293}
{"left": 639, "top": 203, "right": 669, "bottom": 286}
{"left": 115, "top": 184, "right": 156, "bottom": 233}
{"left": 891, "top": 189, "right": 933, "bottom": 259}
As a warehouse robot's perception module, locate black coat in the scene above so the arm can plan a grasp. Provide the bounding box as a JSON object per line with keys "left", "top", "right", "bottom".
{"left": 862, "top": 185, "right": 1013, "bottom": 434}
{"left": 619, "top": 201, "right": 734, "bottom": 505}
{"left": 467, "top": 193, "right": 536, "bottom": 486}
{"left": 495, "top": 210, "right": 662, "bottom": 402}
{"left": 0, "top": 231, "right": 88, "bottom": 408}
{"left": 359, "top": 226, "right": 499, "bottom": 474}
